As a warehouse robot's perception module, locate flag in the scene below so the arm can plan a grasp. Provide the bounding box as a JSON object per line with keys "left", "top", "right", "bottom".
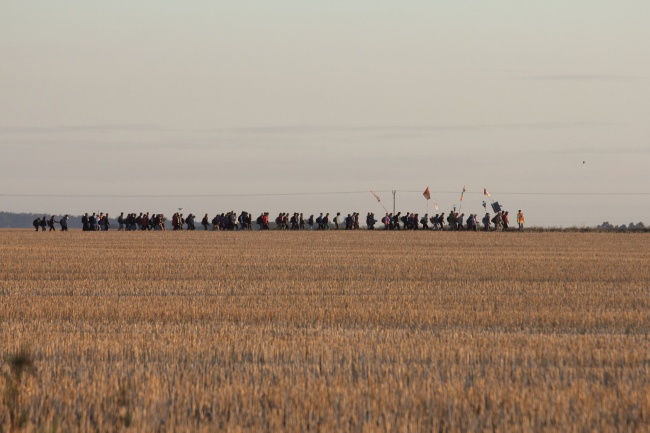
{"left": 423, "top": 186, "right": 431, "bottom": 200}
{"left": 484, "top": 188, "right": 491, "bottom": 197}
{"left": 434, "top": 200, "right": 439, "bottom": 211}
{"left": 459, "top": 185, "right": 466, "bottom": 201}
{"left": 482, "top": 201, "right": 487, "bottom": 209}
{"left": 371, "top": 191, "right": 381, "bottom": 202}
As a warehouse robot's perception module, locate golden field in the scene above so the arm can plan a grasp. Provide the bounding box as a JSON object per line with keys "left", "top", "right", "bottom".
{"left": 0, "top": 230, "right": 648, "bottom": 432}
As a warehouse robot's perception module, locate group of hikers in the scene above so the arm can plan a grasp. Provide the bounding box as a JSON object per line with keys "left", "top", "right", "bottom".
{"left": 34, "top": 209, "right": 525, "bottom": 232}
{"left": 258, "top": 210, "right": 523, "bottom": 231}
{"left": 32, "top": 215, "right": 70, "bottom": 231}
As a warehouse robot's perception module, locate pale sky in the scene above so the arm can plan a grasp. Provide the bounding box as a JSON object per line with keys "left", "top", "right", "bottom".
{"left": 1, "top": 1, "right": 649, "bottom": 227}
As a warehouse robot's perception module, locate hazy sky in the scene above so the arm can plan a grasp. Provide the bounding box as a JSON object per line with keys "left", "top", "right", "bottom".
{"left": 2, "top": 1, "right": 649, "bottom": 226}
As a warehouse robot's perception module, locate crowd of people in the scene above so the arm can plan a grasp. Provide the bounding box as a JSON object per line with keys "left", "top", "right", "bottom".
{"left": 34, "top": 209, "right": 525, "bottom": 232}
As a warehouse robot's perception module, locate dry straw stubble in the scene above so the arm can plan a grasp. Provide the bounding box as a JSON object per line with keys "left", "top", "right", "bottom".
{"left": 0, "top": 230, "right": 649, "bottom": 432}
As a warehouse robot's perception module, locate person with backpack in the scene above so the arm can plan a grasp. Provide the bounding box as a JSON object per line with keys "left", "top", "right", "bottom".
{"left": 383, "top": 213, "right": 391, "bottom": 230}
{"left": 33, "top": 218, "right": 40, "bottom": 232}
{"left": 102, "top": 213, "right": 111, "bottom": 231}
{"left": 421, "top": 214, "right": 429, "bottom": 230}
{"left": 430, "top": 214, "right": 439, "bottom": 230}
{"left": 39, "top": 216, "right": 47, "bottom": 231}
{"left": 47, "top": 216, "right": 58, "bottom": 231}
{"left": 88, "top": 213, "right": 97, "bottom": 231}
{"left": 59, "top": 215, "right": 69, "bottom": 231}
{"left": 456, "top": 213, "right": 464, "bottom": 231}
{"left": 482, "top": 213, "right": 491, "bottom": 231}
{"left": 491, "top": 212, "right": 503, "bottom": 232}
{"left": 392, "top": 212, "right": 401, "bottom": 230}
{"left": 185, "top": 213, "right": 195, "bottom": 230}
{"left": 501, "top": 211, "right": 510, "bottom": 231}
{"left": 262, "top": 212, "right": 270, "bottom": 230}
{"left": 466, "top": 214, "right": 476, "bottom": 231}
{"left": 367, "top": 212, "right": 377, "bottom": 230}
{"left": 333, "top": 212, "right": 341, "bottom": 230}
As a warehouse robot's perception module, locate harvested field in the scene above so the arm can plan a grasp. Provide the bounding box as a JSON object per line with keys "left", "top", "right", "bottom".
{"left": 0, "top": 230, "right": 649, "bottom": 432}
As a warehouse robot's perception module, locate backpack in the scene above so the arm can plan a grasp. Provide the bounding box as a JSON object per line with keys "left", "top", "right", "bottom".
{"left": 212, "top": 216, "right": 218, "bottom": 225}
{"left": 33, "top": 219, "right": 39, "bottom": 228}
{"left": 256, "top": 216, "right": 263, "bottom": 225}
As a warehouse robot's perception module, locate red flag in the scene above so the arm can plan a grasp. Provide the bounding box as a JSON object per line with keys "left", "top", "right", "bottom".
{"left": 483, "top": 188, "right": 491, "bottom": 197}
{"left": 423, "top": 186, "right": 431, "bottom": 200}
{"left": 459, "top": 185, "right": 466, "bottom": 201}
{"left": 370, "top": 191, "right": 381, "bottom": 202}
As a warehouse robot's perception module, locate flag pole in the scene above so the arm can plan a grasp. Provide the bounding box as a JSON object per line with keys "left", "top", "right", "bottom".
{"left": 371, "top": 191, "right": 389, "bottom": 213}
{"left": 458, "top": 185, "right": 466, "bottom": 213}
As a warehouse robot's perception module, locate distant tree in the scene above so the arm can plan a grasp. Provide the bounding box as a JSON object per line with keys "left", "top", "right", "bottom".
{"left": 598, "top": 221, "right": 614, "bottom": 230}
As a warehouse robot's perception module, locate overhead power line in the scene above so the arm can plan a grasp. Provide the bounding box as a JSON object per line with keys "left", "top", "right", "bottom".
{"left": 0, "top": 190, "right": 649, "bottom": 198}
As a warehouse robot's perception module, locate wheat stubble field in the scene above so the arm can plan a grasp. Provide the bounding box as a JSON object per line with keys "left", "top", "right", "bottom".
{"left": 0, "top": 230, "right": 648, "bottom": 432}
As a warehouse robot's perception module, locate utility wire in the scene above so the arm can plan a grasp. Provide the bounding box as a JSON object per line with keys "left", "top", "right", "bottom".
{"left": 0, "top": 190, "right": 649, "bottom": 198}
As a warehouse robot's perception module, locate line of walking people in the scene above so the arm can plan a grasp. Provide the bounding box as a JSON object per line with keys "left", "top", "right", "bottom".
{"left": 35, "top": 209, "right": 524, "bottom": 232}
{"left": 33, "top": 215, "right": 69, "bottom": 231}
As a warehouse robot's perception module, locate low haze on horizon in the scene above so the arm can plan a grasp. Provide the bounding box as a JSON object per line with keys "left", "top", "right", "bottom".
{"left": 1, "top": 1, "right": 649, "bottom": 227}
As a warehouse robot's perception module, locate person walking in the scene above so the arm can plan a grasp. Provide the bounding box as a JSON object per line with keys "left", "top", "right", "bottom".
{"left": 517, "top": 210, "right": 525, "bottom": 230}
{"left": 47, "top": 215, "right": 58, "bottom": 231}
{"left": 59, "top": 215, "right": 69, "bottom": 231}
{"left": 482, "top": 213, "right": 491, "bottom": 231}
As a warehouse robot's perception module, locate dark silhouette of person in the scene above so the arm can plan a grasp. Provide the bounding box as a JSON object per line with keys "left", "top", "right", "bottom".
{"left": 48, "top": 216, "right": 58, "bottom": 231}
{"left": 60, "top": 215, "right": 69, "bottom": 231}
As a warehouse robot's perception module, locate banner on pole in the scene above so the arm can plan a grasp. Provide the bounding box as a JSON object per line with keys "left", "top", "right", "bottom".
{"left": 423, "top": 187, "right": 431, "bottom": 200}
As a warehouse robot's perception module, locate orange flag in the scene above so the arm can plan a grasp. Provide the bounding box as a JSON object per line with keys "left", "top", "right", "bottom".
{"left": 423, "top": 186, "right": 431, "bottom": 200}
